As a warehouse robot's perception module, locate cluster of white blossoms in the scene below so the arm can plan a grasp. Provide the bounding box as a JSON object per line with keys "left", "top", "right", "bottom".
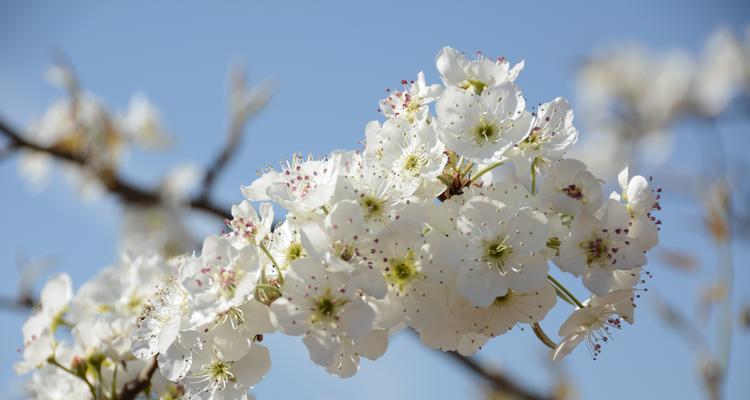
{"left": 16, "top": 256, "right": 187, "bottom": 399}
{"left": 572, "top": 26, "right": 750, "bottom": 176}
{"left": 17, "top": 47, "right": 662, "bottom": 399}
{"left": 19, "top": 69, "right": 172, "bottom": 195}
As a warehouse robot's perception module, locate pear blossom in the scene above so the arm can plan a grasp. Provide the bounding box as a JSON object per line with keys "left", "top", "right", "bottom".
{"left": 456, "top": 197, "right": 550, "bottom": 307}
{"left": 119, "top": 93, "right": 171, "bottom": 149}
{"left": 379, "top": 71, "right": 442, "bottom": 124}
{"left": 16, "top": 46, "right": 664, "bottom": 396}
{"left": 552, "top": 289, "right": 636, "bottom": 360}
{"left": 462, "top": 283, "right": 557, "bottom": 338}
{"left": 131, "top": 274, "right": 189, "bottom": 359}
{"left": 436, "top": 47, "right": 524, "bottom": 93}
{"left": 365, "top": 117, "right": 447, "bottom": 194}
{"left": 366, "top": 219, "right": 451, "bottom": 329}
{"left": 613, "top": 167, "right": 661, "bottom": 250}
{"left": 299, "top": 199, "right": 386, "bottom": 298}
{"left": 436, "top": 83, "right": 529, "bottom": 163}
{"left": 267, "top": 217, "right": 307, "bottom": 269}
{"left": 182, "top": 236, "right": 259, "bottom": 328}
{"left": 538, "top": 158, "right": 603, "bottom": 216}
{"left": 16, "top": 274, "right": 72, "bottom": 374}
{"left": 557, "top": 200, "right": 647, "bottom": 295}
{"left": 269, "top": 259, "right": 377, "bottom": 371}
{"left": 226, "top": 200, "right": 274, "bottom": 247}
{"left": 178, "top": 332, "right": 271, "bottom": 400}
{"left": 242, "top": 153, "right": 339, "bottom": 215}
{"left": 334, "top": 156, "right": 413, "bottom": 231}
{"left": 511, "top": 97, "right": 579, "bottom": 178}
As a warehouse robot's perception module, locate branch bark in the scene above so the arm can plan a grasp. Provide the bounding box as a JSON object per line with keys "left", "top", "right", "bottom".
{"left": 119, "top": 357, "right": 158, "bottom": 400}
{"left": 444, "top": 350, "right": 552, "bottom": 400}
{"left": 0, "top": 116, "right": 231, "bottom": 220}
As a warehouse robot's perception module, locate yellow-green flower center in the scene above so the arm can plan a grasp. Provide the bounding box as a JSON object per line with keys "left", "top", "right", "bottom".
{"left": 473, "top": 118, "right": 499, "bottom": 145}
{"left": 518, "top": 127, "right": 547, "bottom": 151}
{"left": 205, "top": 359, "right": 235, "bottom": 384}
{"left": 461, "top": 79, "right": 487, "bottom": 95}
{"left": 493, "top": 290, "right": 514, "bottom": 306}
{"left": 482, "top": 237, "right": 513, "bottom": 272}
{"left": 385, "top": 249, "right": 421, "bottom": 292}
{"left": 403, "top": 154, "right": 421, "bottom": 172}
{"left": 360, "top": 195, "right": 385, "bottom": 221}
{"left": 581, "top": 236, "right": 609, "bottom": 265}
{"left": 285, "top": 242, "right": 304, "bottom": 264}
{"left": 311, "top": 288, "right": 348, "bottom": 324}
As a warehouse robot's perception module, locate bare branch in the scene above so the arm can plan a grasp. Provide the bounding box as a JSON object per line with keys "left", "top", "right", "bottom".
{"left": 0, "top": 294, "right": 36, "bottom": 311}
{"left": 119, "top": 357, "right": 158, "bottom": 400}
{"left": 0, "top": 116, "right": 231, "bottom": 221}
{"left": 443, "top": 350, "right": 552, "bottom": 400}
{"left": 0, "top": 143, "right": 18, "bottom": 161}
{"left": 407, "top": 329, "right": 551, "bottom": 400}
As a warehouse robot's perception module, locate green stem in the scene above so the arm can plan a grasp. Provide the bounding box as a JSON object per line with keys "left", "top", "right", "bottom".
{"left": 470, "top": 161, "right": 503, "bottom": 183}
{"left": 49, "top": 357, "right": 98, "bottom": 399}
{"left": 111, "top": 363, "right": 118, "bottom": 400}
{"left": 437, "top": 175, "right": 453, "bottom": 187}
{"left": 547, "top": 274, "right": 585, "bottom": 309}
{"left": 530, "top": 158, "right": 538, "bottom": 195}
{"left": 259, "top": 243, "right": 284, "bottom": 284}
{"left": 531, "top": 322, "right": 557, "bottom": 349}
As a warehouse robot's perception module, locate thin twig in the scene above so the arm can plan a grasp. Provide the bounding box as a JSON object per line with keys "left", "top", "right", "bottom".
{"left": 0, "top": 116, "right": 231, "bottom": 221}
{"left": 199, "top": 68, "right": 270, "bottom": 201}
{"left": 119, "top": 357, "right": 158, "bottom": 400}
{"left": 198, "top": 115, "right": 246, "bottom": 201}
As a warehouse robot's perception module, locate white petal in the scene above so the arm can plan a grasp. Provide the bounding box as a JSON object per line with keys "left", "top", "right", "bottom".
{"left": 232, "top": 344, "right": 271, "bottom": 388}
{"left": 340, "top": 300, "right": 375, "bottom": 340}
{"left": 354, "top": 329, "right": 389, "bottom": 360}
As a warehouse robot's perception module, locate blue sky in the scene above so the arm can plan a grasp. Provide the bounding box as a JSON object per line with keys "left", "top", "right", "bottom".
{"left": 0, "top": 1, "right": 748, "bottom": 399}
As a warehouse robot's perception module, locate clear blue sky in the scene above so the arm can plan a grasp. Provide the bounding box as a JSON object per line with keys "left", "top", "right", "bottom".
{"left": 0, "top": 1, "right": 748, "bottom": 399}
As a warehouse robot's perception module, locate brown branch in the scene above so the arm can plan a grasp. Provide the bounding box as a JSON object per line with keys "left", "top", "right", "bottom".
{"left": 0, "top": 116, "right": 231, "bottom": 221}
{"left": 444, "top": 350, "right": 552, "bottom": 400}
{"left": 407, "top": 329, "right": 551, "bottom": 400}
{"left": 119, "top": 357, "right": 158, "bottom": 400}
{"left": 0, "top": 294, "right": 35, "bottom": 311}
{"left": 0, "top": 143, "right": 18, "bottom": 161}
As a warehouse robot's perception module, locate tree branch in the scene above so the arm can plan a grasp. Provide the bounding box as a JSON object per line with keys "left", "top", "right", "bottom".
{"left": 444, "top": 350, "right": 552, "bottom": 400}
{"left": 0, "top": 294, "right": 35, "bottom": 311}
{"left": 0, "top": 116, "right": 231, "bottom": 221}
{"left": 198, "top": 68, "right": 271, "bottom": 202}
{"left": 119, "top": 357, "right": 158, "bottom": 400}
{"left": 198, "top": 114, "right": 246, "bottom": 201}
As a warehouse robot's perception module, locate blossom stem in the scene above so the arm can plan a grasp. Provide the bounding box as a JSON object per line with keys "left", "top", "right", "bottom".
{"left": 530, "top": 158, "right": 539, "bottom": 195}
{"left": 470, "top": 161, "right": 503, "bottom": 183}
{"left": 259, "top": 243, "right": 284, "bottom": 284}
{"left": 531, "top": 322, "right": 557, "bottom": 349}
{"left": 111, "top": 363, "right": 118, "bottom": 400}
{"left": 48, "top": 357, "right": 98, "bottom": 399}
{"left": 547, "top": 274, "right": 585, "bottom": 309}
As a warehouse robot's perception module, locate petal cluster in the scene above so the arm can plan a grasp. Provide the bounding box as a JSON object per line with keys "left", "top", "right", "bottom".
{"left": 17, "top": 47, "right": 662, "bottom": 399}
